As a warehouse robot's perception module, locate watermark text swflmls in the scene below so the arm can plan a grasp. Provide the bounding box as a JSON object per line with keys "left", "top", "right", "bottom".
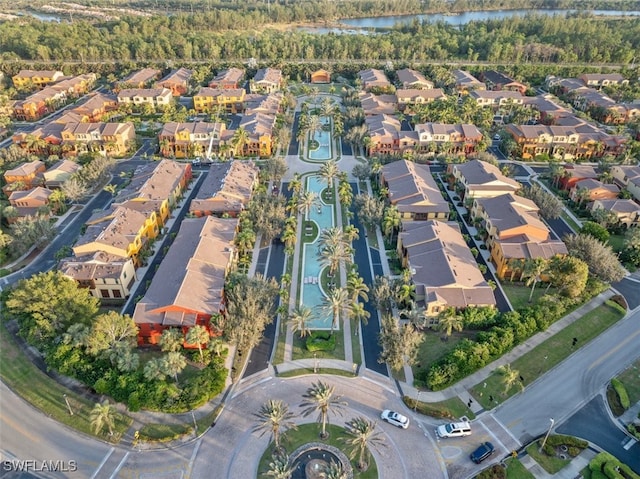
{"left": 2, "top": 459, "right": 78, "bottom": 472}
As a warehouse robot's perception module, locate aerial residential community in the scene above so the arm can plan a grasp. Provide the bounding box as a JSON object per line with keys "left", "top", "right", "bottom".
{"left": 1, "top": 1, "right": 640, "bottom": 478}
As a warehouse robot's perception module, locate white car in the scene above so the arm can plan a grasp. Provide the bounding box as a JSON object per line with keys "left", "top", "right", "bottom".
{"left": 436, "top": 421, "right": 472, "bottom": 438}
{"left": 380, "top": 409, "right": 409, "bottom": 429}
{"left": 493, "top": 134, "right": 501, "bottom": 141}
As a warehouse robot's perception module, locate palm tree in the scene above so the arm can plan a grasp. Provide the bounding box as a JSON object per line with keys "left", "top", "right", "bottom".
{"left": 346, "top": 273, "right": 369, "bottom": 303}
{"left": 322, "top": 287, "right": 350, "bottom": 335}
{"left": 349, "top": 301, "right": 370, "bottom": 336}
{"left": 288, "top": 173, "right": 302, "bottom": 198}
{"left": 263, "top": 455, "right": 294, "bottom": 479}
{"left": 48, "top": 189, "right": 67, "bottom": 214}
{"left": 522, "top": 258, "right": 548, "bottom": 303}
{"left": 382, "top": 205, "right": 401, "bottom": 241}
{"left": 323, "top": 461, "right": 347, "bottom": 479}
{"left": 500, "top": 364, "right": 524, "bottom": 394}
{"left": 186, "top": 324, "right": 210, "bottom": 362}
{"left": 342, "top": 417, "right": 386, "bottom": 470}
{"left": 163, "top": 351, "right": 187, "bottom": 384}
{"left": 297, "top": 191, "right": 318, "bottom": 218}
{"left": 338, "top": 179, "right": 353, "bottom": 207}
{"left": 143, "top": 357, "right": 167, "bottom": 382}
{"left": 437, "top": 307, "right": 464, "bottom": 337}
{"left": 319, "top": 160, "right": 339, "bottom": 190}
{"left": 159, "top": 328, "right": 183, "bottom": 352}
{"left": 90, "top": 401, "right": 116, "bottom": 436}
{"left": 252, "top": 399, "right": 297, "bottom": 451}
{"left": 307, "top": 114, "right": 322, "bottom": 142}
{"left": 288, "top": 306, "right": 312, "bottom": 339}
{"left": 401, "top": 301, "right": 426, "bottom": 330}
{"left": 232, "top": 127, "right": 250, "bottom": 157}
{"left": 300, "top": 381, "right": 347, "bottom": 439}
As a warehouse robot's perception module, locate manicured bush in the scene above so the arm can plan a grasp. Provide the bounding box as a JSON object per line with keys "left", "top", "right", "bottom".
{"left": 627, "top": 424, "right": 640, "bottom": 440}
{"left": 305, "top": 331, "right": 336, "bottom": 352}
{"left": 611, "top": 378, "right": 630, "bottom": 410}
{"left": 542, "top": 434, "right": 587, "bottom": 456}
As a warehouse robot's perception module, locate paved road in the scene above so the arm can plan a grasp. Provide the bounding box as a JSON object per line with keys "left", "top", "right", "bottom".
{"left": 612, "top": 277, "right": 640, "bottom": 310}
{"left": 351, "top": 183, "right": 387, "bottom": 376}
{"left": 494, "top": 307, "right": 640, "bottom": 445}
{"left": 557, "top": 395, "right": 640, "bottom": 474}
{"left": 190, "top": 374, "right": 445, "bottom": 479}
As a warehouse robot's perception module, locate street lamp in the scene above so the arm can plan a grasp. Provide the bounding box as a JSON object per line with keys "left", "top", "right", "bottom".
{"left": 63, "top": 394, "right": 73, "bottom": 416}
{"left": 414, "top": 390, "right": 422, "bottom": 412}
{"left": 314, "top": 353, "right": 318, "bottom": 374}
{"left": 539, "top": 418, "right": 555, "bottom": 452}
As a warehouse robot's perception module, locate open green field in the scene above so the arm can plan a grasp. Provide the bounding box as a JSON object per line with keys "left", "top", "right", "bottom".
{"left": 0, "top": 324, "right": 132, "bottom": 442}
{"left": 471, "top": 301, "right": 625, "bottom": 409}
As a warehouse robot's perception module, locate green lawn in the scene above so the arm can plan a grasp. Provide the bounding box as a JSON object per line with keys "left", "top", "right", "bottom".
{"left": 525, "top": 442, "right": 570, "bottom": 474}
{"left": 505, "top": 457, "right": 536, "bottom": 479}
{"left": 501, "top": 283, "right": 554, "bottom": 310}
{"left": 412, "top": 330, "right": 476, "bottom": 382}
{"left": 0, "top": 324, "right": 132, "bottom": 442}
{"left": 139, "top": 423, "right": 192, "bottom": 442}
{"left": 561, "top": 211, "right": 582, "bottom": 233}
{"left": 257, "top": 423, "right": 378, "bottom": 479}
{"left": 471, "top": 301, "right": 626, "bottom": 409}
{"left": 291, "top": 331, "right": 345, "bottom": 361}
{"left": 608, "top": 234, "right": 626, "bottom": 253}
{"left": 617, "top": 358, "right": 640, "bottom": 405}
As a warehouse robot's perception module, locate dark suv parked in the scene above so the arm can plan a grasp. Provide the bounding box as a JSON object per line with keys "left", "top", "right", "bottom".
{"left": 470, "top": 442, "right": 495, "bottom": 464}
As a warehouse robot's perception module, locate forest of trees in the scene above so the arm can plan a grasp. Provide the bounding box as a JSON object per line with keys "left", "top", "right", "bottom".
{"left": 0, "top": 6, "right": 639, "bottom": 65}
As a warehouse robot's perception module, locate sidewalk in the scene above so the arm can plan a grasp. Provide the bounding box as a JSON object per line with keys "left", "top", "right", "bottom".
{"left": 400, "top": 289, "right": 616, "bottom": 403}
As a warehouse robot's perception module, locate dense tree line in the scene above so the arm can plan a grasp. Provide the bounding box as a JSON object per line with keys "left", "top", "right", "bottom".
{"left": 0, "top": 12, "right": 639, "bottom": 65}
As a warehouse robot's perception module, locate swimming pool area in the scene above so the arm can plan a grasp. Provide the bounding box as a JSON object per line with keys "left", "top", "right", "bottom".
{"left": 307, "top": 117, "right": 332, "bottom": 161}
{"left": 300, "top": 175, "right": 335, "bottom": 330}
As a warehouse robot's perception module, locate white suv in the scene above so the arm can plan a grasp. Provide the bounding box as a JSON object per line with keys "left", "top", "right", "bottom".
{"left": 436, "top": 421, "right": 472, "bottom": 438}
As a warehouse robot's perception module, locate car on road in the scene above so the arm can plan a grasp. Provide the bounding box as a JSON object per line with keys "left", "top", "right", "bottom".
{"left": 192, "top": 157, "right": 202, "bottom": 165}
{"left": 470, "top": 442, "right": 495, "bottom": 464}
{"left": 436, "top": 420, "right": 472, "bottom": 438}
{"left": 380, "top": 410, "right": 409, "bottom": 429}
{"left": 493, "top": 134, "right": 501, "bottom": 140}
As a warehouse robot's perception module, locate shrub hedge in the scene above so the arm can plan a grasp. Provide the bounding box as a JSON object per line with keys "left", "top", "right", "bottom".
{"left": 419, "top": 279, "right": 608, "bottom": 391}
{"left": 611, "top": 378, "right": 631, "bottom": 410}
{"left": 542, "top": 434, "right": 587, "bottom": 456}
{"left": 305, "top": 331, "right": 336, "bottom": 352}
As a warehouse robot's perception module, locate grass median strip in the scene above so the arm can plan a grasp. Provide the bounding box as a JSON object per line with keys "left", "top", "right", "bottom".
{"left": 0, "top": 324, "right": 132, "bottom": 442}
{"left": 471, "top": 300, "right": 626, "bottom": 409}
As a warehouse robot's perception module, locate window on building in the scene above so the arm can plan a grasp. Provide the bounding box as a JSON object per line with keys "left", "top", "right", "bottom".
{"left": 112, "top": 290, "right": 122, "bottom": 298}
{"left": 100, "top": 289, "right": 110, "bottom": 298}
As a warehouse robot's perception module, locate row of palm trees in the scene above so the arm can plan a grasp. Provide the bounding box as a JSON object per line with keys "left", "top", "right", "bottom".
{"left": 255, "top": 380, "right": 385, "bottom": 478}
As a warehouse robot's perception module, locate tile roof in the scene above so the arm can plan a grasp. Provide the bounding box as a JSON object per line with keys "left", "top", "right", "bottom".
{"left": 4, "top": 160, "right": 45, "bottom": 177}
{"left": 455, "top": 160, "right": 521, "bottom": 190}
{"left": 400, "top": 220, "right": 496, "bottom": 308}
{"left": 133, "top": 216, "right": 238, "bottom": 325}
{"left": 381, "top": 160, "right": 449, "bottom": 215}
{"left": 120, "top": 68, "right": 161, "bottom": 85}
{"left": 115, "top": 159, "right": 188, "bottom": 202}
{"left": 395, "top": 68, "right": 433, "bottom": 89}
{"left": 189, "top": 161, "right": 259, "bottom": 214}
